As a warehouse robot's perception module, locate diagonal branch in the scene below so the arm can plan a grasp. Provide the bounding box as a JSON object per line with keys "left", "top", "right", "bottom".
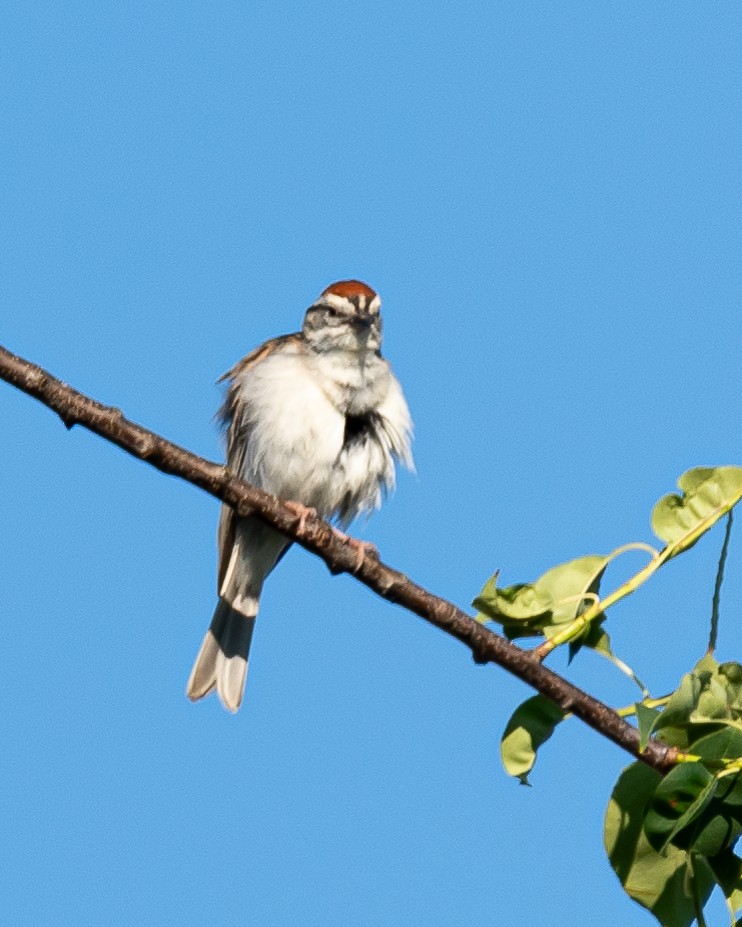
{"left": 0, "top": 343, "right": 676, "bottom": 773}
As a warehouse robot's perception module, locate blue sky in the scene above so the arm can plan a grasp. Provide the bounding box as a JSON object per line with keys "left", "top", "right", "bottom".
{"left": 2, "top": 3, "right": 742, "bottom": 925}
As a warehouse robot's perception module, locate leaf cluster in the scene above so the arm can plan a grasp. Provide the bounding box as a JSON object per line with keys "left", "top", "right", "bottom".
{"left": 475, "top": 467, "right": 742, "bottom": 925}
{"left": 474, "top": 554, "right": 609, "bottom": 643}
{"left": 606, "top": 656, "right": 742, "bottom": 927}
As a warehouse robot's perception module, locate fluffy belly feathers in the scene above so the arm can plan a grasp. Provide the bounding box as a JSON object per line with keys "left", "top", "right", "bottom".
{"left": 235, "top": 350, "right": 394, "bottom": 519}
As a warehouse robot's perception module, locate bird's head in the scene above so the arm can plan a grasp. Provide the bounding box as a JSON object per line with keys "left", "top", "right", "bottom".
{"left": 303, "top": 280, "right": 382, "bottom": 355}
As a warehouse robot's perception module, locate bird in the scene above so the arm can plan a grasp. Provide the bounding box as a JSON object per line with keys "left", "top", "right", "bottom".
{"left": 186, "top": 280, "right": 414, "bottom": 712}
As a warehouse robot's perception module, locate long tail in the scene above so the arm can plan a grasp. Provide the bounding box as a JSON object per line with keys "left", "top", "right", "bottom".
{"left": 186, "top": 518, "right": 288, "bottom": 712}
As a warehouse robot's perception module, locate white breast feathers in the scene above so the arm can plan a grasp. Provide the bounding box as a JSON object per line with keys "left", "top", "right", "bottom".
{"left": 227, "top": 341, "right": 413, "bottom": 524}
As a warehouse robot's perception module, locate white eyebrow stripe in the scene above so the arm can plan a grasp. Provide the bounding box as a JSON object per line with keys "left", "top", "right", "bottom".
{"left": 318, "top": 289, "right": 381, "bottom": 314}
{"left": 322, "top": 293, "right": 356, "bottom": 312}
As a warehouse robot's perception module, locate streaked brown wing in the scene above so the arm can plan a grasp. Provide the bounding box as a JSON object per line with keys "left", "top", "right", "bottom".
{"left": 215, "top": 332, "right": 302, "bottom": 591}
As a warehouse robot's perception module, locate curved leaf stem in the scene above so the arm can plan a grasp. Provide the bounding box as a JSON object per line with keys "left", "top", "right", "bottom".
{"left": 611, "top": 541, "right": 661, "bottom": 559}
{"left": 535, "top": 493, "right": 742, "bottom": 662}
{"left": 534, "top": 544, "right": 666, "bottom": 660}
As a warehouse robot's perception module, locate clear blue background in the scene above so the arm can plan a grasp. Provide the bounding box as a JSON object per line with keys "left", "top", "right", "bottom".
{"left": 2, "top": 3, "right": 741, "bottom": 925}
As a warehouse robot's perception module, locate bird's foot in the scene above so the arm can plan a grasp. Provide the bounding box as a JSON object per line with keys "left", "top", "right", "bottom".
{"left": 284, "top": 500, "right": 318, "bottom": 534}
{"left": 283, "top": 502, "right": 376, "bottom": 572}
{"left": 331, "top": 528, "right": 379, "bottom": 573}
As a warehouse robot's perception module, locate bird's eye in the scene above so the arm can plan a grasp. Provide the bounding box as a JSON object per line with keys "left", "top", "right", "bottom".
{"left": 326, "top": 307, "right": 339, "bottom": 318}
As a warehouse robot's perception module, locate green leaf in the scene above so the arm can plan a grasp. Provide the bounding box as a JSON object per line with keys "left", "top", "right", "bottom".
{"left": 568, "top": 615, "right": 609, "bottom": 662}
{"left": 586, "top": 625, "right": 614, "bottom": 656}
{"left": 690, "top": 730, "right": 742, "bottom": 853}
{"left": 500, "top": 695, "right": 567, "bottom": 785}
{"left": 655, "top": 672, "right": 703, "bottom": 746}
{"left": 717, "top": 773, "right": 742, "bottom": 809}
{"left": 473, "top": 574, "right": 549, "bottom": 624}
{"left": 474, "top": 555, "right": 608, "bottom": 641}
{"left": 693, "top": 676, "right": 735, "bottom": 723}
{"left": 644, "top": 751, "right": 742, "bottom": 859}
{"left": 680, "top": 468, "right": 720, "bottom": 495}
{"left": 720, "top": 663, "right": 742, "bottom": 714}
{"left": 652, "top": 467, "right": 742, "bottom": 557}
{"left": 692, "top": 728, "right": 742, "bottom": 766}
{"left": 654, "top": 655, "right": 724, "bottom": 748}
{"left": 636, "top": 703, "right": 662, "bottom": 752}
{"left": 644, "top": 763, "right": 717, "bottom": 855}
{"left": 721, "top": 663, "right": 742, "bottom": 685}
{"left": 605, "top": 763, "right": 715, "bottom": 927}
{"left": 692, "top": 811, "right": 742, "bottom": 858}
{"left": 705, "top": 850, "right": 742, "bottom": 926}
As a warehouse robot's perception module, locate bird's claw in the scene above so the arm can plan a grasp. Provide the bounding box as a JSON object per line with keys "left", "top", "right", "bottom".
{"left": 284, "top": 502, "right": 377, "bottom": 572}
{"left": 284, "top": 500, "right": 318, "bottom": 534}
{"left": 331, "top": 528, "right": 378, "bottom": 572}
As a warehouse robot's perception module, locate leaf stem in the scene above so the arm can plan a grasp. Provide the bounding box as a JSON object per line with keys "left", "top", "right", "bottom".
{"left": 708, "top": 510, "right": 734, "bottom": 655}
{"left": 610, "top": 541, "right": 661, "bottom": 559}
{"left": 614, "top": 695, "right": 671, "bottom": 718}
{"left": 534, "top": 546, "right": 665, "bottom": 660}
{"left": 594, "top": 648, "right": 650, "bottom": 698}
{"left": 535, "top": 498, "right": 742, "bottom": 661}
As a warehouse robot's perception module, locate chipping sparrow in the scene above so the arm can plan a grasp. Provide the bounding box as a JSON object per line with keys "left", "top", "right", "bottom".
{"left": 186, "top": 280, "right": 414, "bottom": 712}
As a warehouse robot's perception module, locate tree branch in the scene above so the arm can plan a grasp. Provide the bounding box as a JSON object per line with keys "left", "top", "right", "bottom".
{"left": 0, "top": 343, "right": 675, "bottom": 772}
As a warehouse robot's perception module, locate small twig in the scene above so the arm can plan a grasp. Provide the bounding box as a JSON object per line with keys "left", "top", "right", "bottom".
{"left": 708, "top": 510, "right": 733, "bottom": 655}
{"left": 0, "top": 342, "right": 677, "bottom": 773}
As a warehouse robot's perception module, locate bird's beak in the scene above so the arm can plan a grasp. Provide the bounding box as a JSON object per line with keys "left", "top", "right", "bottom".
{"left": 352, "top": 312, "right": 374, "bottom": 330}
